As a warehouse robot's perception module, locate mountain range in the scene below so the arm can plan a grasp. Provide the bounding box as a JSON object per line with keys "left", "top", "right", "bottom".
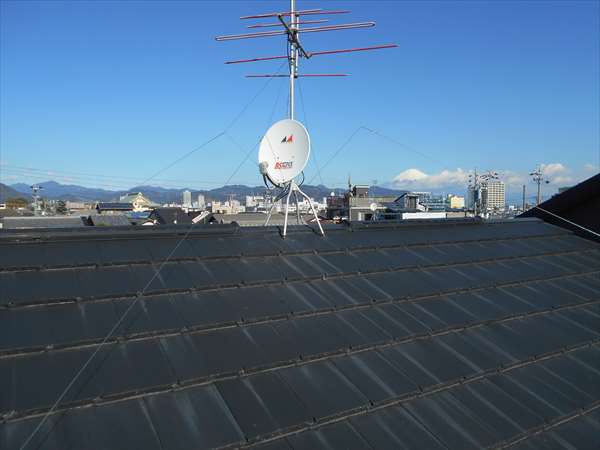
{"left": 5, "top": 180, "right": 407, "bottom": 204}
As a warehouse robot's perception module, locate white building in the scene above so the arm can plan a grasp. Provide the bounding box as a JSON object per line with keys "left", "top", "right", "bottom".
{"left": 118, "top": 192, "right": 154, "bottom": 211}
{"left": 182, "top": 190, "right": 192, "bottom": 208}
{"left": 197, "top": 194, "right": 205, "bottom": 209}
{"left": 449, "top": 195, "right": 465, "bottom": 209}
{"left": 481, "top": 180, "right": 505, "bottom": 210}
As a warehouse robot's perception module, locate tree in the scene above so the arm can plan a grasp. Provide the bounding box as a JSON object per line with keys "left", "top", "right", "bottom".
{"left": 56, "top": 200, "right": 68, "bottom": 215}
{"left": 5, "top": 197, "right": 29, "bottom": 209}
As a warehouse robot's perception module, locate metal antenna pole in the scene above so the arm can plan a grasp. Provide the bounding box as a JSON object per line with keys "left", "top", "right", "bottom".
{"left": 289, "top": 0, "right": 297, "bottom": 120}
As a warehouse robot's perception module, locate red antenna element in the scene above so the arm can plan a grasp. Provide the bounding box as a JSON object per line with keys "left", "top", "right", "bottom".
{"left": 240, "top": 9, "right": 350, "bottom": 20}
{"left": 217, "top": 0, "right": 397, "bottom": 120}
{"left": 215, "top": 22, "right": 375, "bottom": 41}
{"left": 247, "top": 19, "right": 329, "bottom": 29}
{"left": 246, "top": 74, "right": 349, "bottom": 78}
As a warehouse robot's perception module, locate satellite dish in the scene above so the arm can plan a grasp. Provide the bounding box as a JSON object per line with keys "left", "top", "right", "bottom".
{"left": 369, "top": 202, "right": 378, "bottom": 212}
{"left": 258, "top": 119, "right": 310, "bottom": 185}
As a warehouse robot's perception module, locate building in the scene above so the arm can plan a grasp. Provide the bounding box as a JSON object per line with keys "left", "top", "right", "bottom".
{"left": 197, "top": 194, "right": 205, "bottom": 209}
{"left": 118, "top": 192, "right": 154, "bottom": 211}
{"left": 210, "top": 200, "right": 245, "bottom": 215}
{"left": 326, "top": 185, "right": 397, "bottom": 221}
{"left": 480, "top": 179, "right": 505, "bottom": 210}
{"left": 1, "top": 218, "right": 599, "bottom": 448}
{"left": 96, "top": 202, "right": 134, "bottom": 215}
{"left": 182, "top": 190, "right": 192, "bottom": 208}
{"left": 449, "top": 195, "right": 465, "bottom": 209}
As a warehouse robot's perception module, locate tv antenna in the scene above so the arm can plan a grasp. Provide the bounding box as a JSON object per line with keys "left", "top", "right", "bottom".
{"left": 216, "top": 0, "right": 397, "bottom": 237}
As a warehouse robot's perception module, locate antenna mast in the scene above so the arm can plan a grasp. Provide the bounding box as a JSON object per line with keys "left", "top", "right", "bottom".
{"left": 216, "top": 1, "right": 397, "bottom": 237}
{"left": 289, "top": 0, "right": 297, "bottom": 119}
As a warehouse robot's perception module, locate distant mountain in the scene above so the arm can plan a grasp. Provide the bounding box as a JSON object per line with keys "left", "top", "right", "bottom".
{"left": 8, "top": 180, "right": 408, "bottom": 204}
{"left": 10, "top": 181, "right": 118, "bottom": 202}
{"left": 0, "top": 183, "right": 27, "bottom": 202}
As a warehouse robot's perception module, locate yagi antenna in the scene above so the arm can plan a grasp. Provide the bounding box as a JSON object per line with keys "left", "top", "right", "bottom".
{"left": 216, "top": 0, "right": 397, "bottom": 238}
{"left": 216, "top": 0, "right": 397, "bottom": 121}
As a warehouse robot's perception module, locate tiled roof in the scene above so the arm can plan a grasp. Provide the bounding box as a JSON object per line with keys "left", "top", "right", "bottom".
{"left": 1, "top": 216, "right": 87, "bottom": 229}
{"left": 1, "top": 219, "right": 599, "bottom": 449}
{"left": 520, "top": 173, "right": 600, "bottom": 242}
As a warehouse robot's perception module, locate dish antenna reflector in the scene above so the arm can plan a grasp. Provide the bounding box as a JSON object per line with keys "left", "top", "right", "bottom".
{"left": 258, "top": 119, "right": 310, "bottom": 185}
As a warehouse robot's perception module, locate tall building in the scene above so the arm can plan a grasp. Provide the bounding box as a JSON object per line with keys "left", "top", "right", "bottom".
{"left": 182, "top": 190, "right": 192, "bottom": 207}
{"left": 197, "top": 194, "right": 205, "bottom": 209}
{"left": 481, "top": 180, "right": 505, "bottom": 210}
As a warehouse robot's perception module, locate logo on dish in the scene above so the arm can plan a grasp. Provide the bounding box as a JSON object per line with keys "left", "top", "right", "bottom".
{"left": 281, "top": 135, "right": 294, "bottom": 144}
{"left": 274, "top": 161, "right": 293, "bottom": 170}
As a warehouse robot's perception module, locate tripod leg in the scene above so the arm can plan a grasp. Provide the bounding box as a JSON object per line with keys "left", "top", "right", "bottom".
{"left": 282, "top": 186, "right": 293, "bottom": 238}
{"left": 264, "top": 201, "right": 278, "bottom": 226}
{"left": 297, "top": 187, "right": 325, "bottom": 236}
{"left": 293, "top": 190, "right": 301, "bottom": 225}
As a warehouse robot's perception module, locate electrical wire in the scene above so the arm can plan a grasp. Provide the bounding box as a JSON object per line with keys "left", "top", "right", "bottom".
{"left": 297, "top": 76, "right": 325, "bottom": 186}
{"left": 19, "top": 59, "right": 289, "bottom": 450}
{"left": 533, "top": 206, "right": 600, "bottom": 239}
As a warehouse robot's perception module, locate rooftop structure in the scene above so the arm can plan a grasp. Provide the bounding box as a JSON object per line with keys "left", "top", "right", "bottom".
{"left": 118, "top": 192, "right": 155, "bottom": 211}
{"left": 96, "top": 202, "right": 134, "bottom": 214}
{"left": 1, "top": 218, "right": 599, "bottom": 449}
{"left": 521, "top": 172, "right": 600, "bottom": 243}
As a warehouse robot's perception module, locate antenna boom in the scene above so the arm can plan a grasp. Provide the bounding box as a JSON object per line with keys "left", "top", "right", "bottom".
{"left": 225, "top": 44, "right": 398, "bottom": 64}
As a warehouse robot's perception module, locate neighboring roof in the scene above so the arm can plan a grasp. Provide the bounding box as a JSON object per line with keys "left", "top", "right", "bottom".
{"left": 520, "top": 173, "right": 600, "bottom": 242}
{"left": 148, "top": 207, "right": 196, "bottom": 225}
{"left": 0, "top": 209, "right": 34, "bottom": 218}
{"left": 1, "top": 219, "right": 599, "bottom": 449}
{"left": 87, "top": 214, "right": 132, "bottom": 227}
{"left": 211, "top": 212, "right": 313, "bottom": 227}
{"left": 1, "top": 215, "right": 86, "bottom": 229}
{"left": 96, "top": 203, "right": 133, "bottom": 211}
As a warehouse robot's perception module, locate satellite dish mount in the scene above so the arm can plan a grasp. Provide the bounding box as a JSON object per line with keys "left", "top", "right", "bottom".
{"left": 217, "top": 0, "right": 397, "bottom": 237}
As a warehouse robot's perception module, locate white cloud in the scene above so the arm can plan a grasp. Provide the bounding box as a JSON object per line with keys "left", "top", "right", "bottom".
{"left": 583, "top": 163, "right": 599, "bottom": 172}
{"left": 551, "top": 175, "right": 575, "bottom": 186}
{"left": 392, "top": 168, "right": 468, "bottom": 189}
{"left": 540, "top": 162, "right": 567, "bottom": 176}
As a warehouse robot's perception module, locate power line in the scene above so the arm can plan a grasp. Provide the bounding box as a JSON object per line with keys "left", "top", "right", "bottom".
{"left": 297, "top": 77, "right": 325, "bottom": 186}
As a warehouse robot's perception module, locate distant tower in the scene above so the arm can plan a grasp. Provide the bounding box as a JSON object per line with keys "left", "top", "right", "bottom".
{"left": 182, "top": 190, "right": 192, "bottom": 208}
{"left": 529, "top": 165, "right": 549, "bottom": 206}
{"left": 197, "top": 193, "right": 205, "bottom": 209}
{"left": 30, "top": 184, "right": 43, "bottom": 216}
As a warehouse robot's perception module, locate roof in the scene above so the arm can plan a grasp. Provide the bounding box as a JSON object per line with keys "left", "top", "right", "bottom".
{"left": 148, "top": 207, "right": 196, "bottom": 225}
{"left": 96, "top": 203, "right": 133, "bottom": 211}
{"left": 211, "top": 212, "right": 313, "bottom": 227}
{"left": 1, "top": 216, "right": 86, "bottom": 229}
{"left": 1, "top": 218, "right": 599, "bottom": 449}
{"left": 87, "top": 214, "right": 132, "bottom": 227}
{"left": 520, "top": 173, "right": 600, "bottom": 242}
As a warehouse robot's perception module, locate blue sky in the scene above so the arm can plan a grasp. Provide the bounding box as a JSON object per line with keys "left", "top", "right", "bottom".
{"left": 1, "top": 0, "right": 598, "bottom": 199}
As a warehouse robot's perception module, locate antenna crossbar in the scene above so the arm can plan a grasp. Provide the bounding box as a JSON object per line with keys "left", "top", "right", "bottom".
{"left": 215, "top": 22, "right": 375, "bottom": 41}
{"left": 240, "top": 9, "right": 350, "bottom": 20}
{"left": 247, "top": 19, "right": 328, "bottom": 29}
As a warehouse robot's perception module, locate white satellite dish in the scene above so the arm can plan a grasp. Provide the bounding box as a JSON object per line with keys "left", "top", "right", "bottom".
{"left": 258, "top": 119, "right": 310, "bottom": 185}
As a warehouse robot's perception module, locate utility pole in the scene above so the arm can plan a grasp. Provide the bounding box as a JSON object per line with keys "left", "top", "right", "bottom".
{"left": 529, "top": 165, "right": 549, "bottom": 206}
{"left": 30, "top": 184, "right": 43, "bottom": 216}
{"left": 522, "top": 184, "right": 526, "bottom": 212}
